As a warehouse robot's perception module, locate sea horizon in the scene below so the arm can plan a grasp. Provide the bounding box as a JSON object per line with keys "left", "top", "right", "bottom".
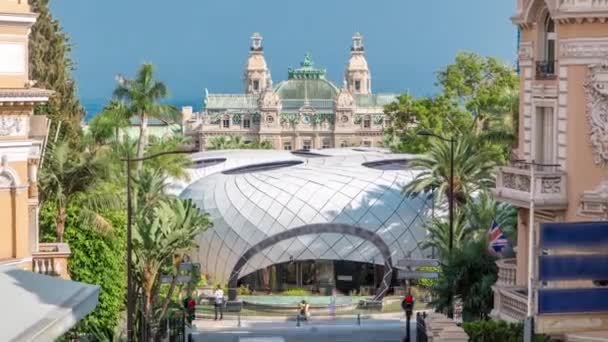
{"left": 82, "top": 98, "right": 201, "bottom": 122}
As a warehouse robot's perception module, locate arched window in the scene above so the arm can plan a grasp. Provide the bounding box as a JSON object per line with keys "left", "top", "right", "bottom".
{"left": 536, "top": 12, "right": 556, "bottom": 79}
{"left": 222, "top": 115, "right": 230, "bottom": 128}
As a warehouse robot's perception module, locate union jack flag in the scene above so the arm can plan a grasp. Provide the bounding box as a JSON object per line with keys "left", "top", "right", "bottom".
{"left": 488, "top": 220, "right": 508, "bottom": 256}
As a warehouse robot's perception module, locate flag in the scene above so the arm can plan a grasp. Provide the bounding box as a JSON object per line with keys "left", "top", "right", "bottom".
{"left": 488, "top": 220, "right": 508, "bottom": 255}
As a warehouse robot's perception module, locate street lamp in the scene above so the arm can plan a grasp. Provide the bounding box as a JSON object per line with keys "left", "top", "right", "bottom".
{"left": 123, "top": 148, "right": 198, "bottom": 342}
{"left": 418, "top": 129, "right": 455, "bottom": 319}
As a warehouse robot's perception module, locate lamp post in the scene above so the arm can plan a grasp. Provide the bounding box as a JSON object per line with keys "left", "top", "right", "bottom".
{"left": 417, "top": 129, "right": 455, "bottom": 318}
{"left": 123, "top": 148, "right": 198, "bottom": 342}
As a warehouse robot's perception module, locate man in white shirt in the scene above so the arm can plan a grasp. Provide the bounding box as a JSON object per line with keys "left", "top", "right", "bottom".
{"left": 213, "top": 285, "right": 224, "bottom": 320}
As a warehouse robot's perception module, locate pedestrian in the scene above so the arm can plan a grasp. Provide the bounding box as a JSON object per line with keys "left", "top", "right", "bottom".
{"left": 213, "top": 285, "right": 224, "bottom": 321}
{"left": 297, "top": 300, "right": 310, "bottom": 322}
{"left": 328, "top": 289, "right": 337, "bottom": 319}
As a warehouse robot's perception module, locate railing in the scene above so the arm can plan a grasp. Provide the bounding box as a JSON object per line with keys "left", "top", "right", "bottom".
{"left": 493, "top": 161, "right": 567, "bottom": 209}
{"left": 491, "top": 286, "right": 528, "bottom": 322}
{"left": 536, "top": 60, "right": 557, "bottom": 80}
{"left": 32, "top": 242, "right": 71, "bottom": 279}
{"left": 496, "top": 258, "right": 517, "bottom": 287}
{"left": 417, "top": 312, "right": 428, "bottom": 342}
{"left": 422, "top": 312, "right": 469, "bottom": 341}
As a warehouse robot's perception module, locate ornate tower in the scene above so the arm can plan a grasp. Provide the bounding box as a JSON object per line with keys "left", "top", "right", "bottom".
{"left": 344, "top": 32, "right": 371, "bottom": 94}
{"left": 244, "top": 32, "right": 272, "bottom": 94}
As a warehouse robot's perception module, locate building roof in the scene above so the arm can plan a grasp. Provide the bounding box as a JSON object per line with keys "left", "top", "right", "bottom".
{"left": 204, "top": 94, "right": 258, "bottom": 111}
{"left": 0, "top": 267, "right": 99, "bottom": 341}
{"left": 178, "top": 149, "right": 431, "bottom": 283}
{"left": 275, "top": 79, "right": 339, "bottom": 101}
{"left": 355, "top": 93, "right": 398, "bottom": 108}
{"left": 0, "top": 88, "right": 54, "bottom": 102}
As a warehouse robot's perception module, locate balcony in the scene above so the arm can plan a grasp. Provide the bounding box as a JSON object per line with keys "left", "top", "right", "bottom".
{"left": 496, "top": 258, "right": 517, "bottom": 287}
{"left": 32, "top": 242, "right": 71, "bottom": 280}
{"left": 492, "top": 162, "right": 567, "bottom": 210}
{"left": 535, "top": 60, "right": 557, "bottom": 80}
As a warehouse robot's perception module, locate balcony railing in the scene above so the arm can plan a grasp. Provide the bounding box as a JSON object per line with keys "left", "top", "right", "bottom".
{"left": 491, "top": 286, "right": 528, "bottom": 322}
{"left": 492, "top": 162, "right": 567, "bottom": 210}
{"left": 32, "top": 242, "right": 71, "bottom": 280}
{"left": 496, "top": 258, "right": 517, "bottom": 287}
{"left": 536, "top": 60, "right": 557, "bottom": 80}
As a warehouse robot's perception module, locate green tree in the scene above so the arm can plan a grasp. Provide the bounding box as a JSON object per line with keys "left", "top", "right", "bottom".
{"left": 383, "top": 94, "right": 471, "bottom": 153}
{"left": 131, "top": 169, "right": 212, "bottom": 337}
{"left": 39, "top": 142, "right": 120, "bottom": 241}
{"left": 208, "top": 135, "right": 273, "bottom": 150}
{"left": 87, "top": 100, "right": 130, "bottom": 146}
{"left": 420, "top": 215, "right": 468, "bottom": 259}
{"left": 29, "top": 0, "right": 84, "bottom": 142}
{"left": 113, "top": 63, "right": 179, "bottom": 170}
{"left": 431, "top": 240, "right": 498, "bottom": 321}
{"left": 403, "top": 136, "right": 497, "bottom": 207}
{"left": 464, "top": 191, "right": 517, "bottom": 243}
{"left": 38, "top": 202, "right": 127, "bottom": 339}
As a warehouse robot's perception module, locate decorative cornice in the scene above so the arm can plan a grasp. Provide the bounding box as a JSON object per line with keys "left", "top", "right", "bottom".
{"left": 559, "top": 38, "right": 608, "bottom": 65}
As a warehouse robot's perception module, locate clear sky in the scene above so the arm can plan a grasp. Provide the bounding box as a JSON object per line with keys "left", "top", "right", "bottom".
{"left": 50, "top": 0, "right": 516, "bottom": 111}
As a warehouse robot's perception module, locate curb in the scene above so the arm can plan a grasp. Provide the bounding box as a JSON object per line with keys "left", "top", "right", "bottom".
{"left": 196, "top": 311, "right": 406, "bottom": 322}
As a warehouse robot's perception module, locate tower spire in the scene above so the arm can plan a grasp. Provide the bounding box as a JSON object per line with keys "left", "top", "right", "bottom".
{"left": 344, "top": 32, "right": 371, "bottom": 94}
{"left": 244, "top": 32, "right": 271, "bottom": 94}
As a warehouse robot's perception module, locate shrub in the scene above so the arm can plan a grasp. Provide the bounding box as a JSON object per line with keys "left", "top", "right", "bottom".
{"left": 197, "top": 274, "right": 207, "bottom": 287}
{"left": 238, "top": 284, "right": 252, "bottom": 296}
{"left": 282, "top": 288, "right": 311, "bottom": 296}
{"left": 463, "top": 320, "right": 550, "bottom": 342}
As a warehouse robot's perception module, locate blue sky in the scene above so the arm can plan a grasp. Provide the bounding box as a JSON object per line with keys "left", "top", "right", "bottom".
{"left": 50, "top": 0, "right": 516, "bottom": 111}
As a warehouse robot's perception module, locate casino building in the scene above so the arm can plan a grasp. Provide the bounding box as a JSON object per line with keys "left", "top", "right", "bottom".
{"left": 182, "top": 33, "right": 398, "bottom": 151}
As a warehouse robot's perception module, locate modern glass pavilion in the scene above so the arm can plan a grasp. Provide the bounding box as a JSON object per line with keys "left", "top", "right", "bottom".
{"left": 178, "top": 149, "right": 433, "bottom": 295}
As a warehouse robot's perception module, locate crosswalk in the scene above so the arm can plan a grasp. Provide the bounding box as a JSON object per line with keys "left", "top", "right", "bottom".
{"left": 239, "top": 338, "right": 285, "bottom": 342}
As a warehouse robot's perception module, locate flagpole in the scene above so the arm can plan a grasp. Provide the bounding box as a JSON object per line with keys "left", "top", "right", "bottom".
{"left": 527, "top": 161, "right": 536, "bottom": 319}
{"left": 523, "top": 160, "right": 537, "bottom": 341}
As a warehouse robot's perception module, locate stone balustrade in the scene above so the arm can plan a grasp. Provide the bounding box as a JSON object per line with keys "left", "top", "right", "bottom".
{"left": 491, "top": 286, "right": 528, "bottom": 322}
{"left": 32, "top": 242, "right": 71, "bottom": 280}
{"left": 424, "top": 312, "right": 469, "bottom": 341}
{"left": 492, "top": 162, "right": 567, "bottom": 210}
{"left": 496, "top": 258, "right": 517, "bottom": 287}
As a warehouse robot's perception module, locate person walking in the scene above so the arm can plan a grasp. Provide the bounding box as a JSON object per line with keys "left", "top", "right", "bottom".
{"left": 213, "top": 285, "right": 224, "bottom": 321}
{"left": 329, "top": 289, "right": 337, "bottom": 319}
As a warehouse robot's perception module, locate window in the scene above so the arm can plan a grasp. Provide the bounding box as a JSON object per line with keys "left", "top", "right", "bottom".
{"left": 283, "top": 141, "right": 292, "bottom": 151}
{"left": 243, "top": 118, "right": 251, "bottom": 129}
{"left": 534, "top": 106, "right": 555, "bottom": 165}
{"left": 340, "top": 141, "right": 348, "bottom": 148}
{"left": 222, "top": 116, "right": 230, "bottom": 128}
{"left": 536, "top": 13, "right": 556, "bottom": 79}
{"left": 253, "top": 80, "right": 260, "bottom": 91}
{"left": 355, "top": 80, "right": 361, "bottom": 92}
{"left": 362, "top": 141, "right": 372, "bottom": 147}
{"left": 363, "top": 115, "right": 371, "bottom": 128}
{"left": 384, "top": 118, "right": 391, "bottom": 127}
{"left": 322, "top": 139, "right": 331, "bottom": 149}
{"left": 302, "top": 139, "right": 312, "bottom": 151}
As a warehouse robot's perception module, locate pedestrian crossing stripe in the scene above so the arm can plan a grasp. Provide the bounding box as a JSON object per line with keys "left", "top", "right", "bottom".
{"left": 239, "top": 338, "right": 285, "bottom": 342}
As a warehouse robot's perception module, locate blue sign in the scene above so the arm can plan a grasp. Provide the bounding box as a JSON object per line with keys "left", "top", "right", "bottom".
{"left": 539, "top": 288, "right": 608, "bottom": 314}
{"left": 539, "top": 255, "right": 608, "bottom": 281}
{"left": 540, "top": 222, "right": 608, "bottom": 249}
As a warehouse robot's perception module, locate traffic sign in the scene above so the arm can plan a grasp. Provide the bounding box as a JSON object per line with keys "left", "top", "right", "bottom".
{"left": 179, "top": 262, "right": 200, "bottom": 272}
{"left": 397, "top": 271, "right": 439, "bottom": 279}
{"left": 397, "top": 258, "right": 440, "bottom": 268}
{"left": 160, "top": 274, "right": 192, "bottom": 284}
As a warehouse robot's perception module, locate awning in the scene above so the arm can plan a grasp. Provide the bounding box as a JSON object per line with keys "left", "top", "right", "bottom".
{"left": 0, "top": 267, "right": 100, "bottom": 342}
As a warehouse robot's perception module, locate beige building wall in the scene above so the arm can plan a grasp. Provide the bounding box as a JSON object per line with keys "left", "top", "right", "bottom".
{"left": 0, "top": 0, "right": 49, "bottom": 265}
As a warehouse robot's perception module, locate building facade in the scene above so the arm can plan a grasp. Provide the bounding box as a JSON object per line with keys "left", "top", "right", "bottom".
{"left": 0, "top": 1, "right": 98, "bottom": 339}
{"left": 183, "top": 33, "right": 397, "bottom": 151}
{"left": 491, "top": 0, "right": 608, "bottom": 335}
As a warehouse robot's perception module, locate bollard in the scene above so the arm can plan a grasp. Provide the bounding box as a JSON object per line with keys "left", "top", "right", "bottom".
{"left": 357, "top": 313, "right": 361, "bottom": 326}
{"left": 237, "top": 312, "right": 241, "bottom": 327}
{"left": 297, "top": 314, "right": 301, "bottom": 327}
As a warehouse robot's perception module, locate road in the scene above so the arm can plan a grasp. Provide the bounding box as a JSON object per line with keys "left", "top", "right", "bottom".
{"left": 191, "top": 318, "right": 415, "bottom": 342}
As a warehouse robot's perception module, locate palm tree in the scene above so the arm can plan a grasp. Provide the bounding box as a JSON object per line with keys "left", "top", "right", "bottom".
{"left": 39, "top": 142, "right": 121, "bottom": 241}
{"left": 403, "top": 135, "right": 496, "bottom": 207}
{"left": 132, "top": 169, "right": 211, "bottom": 336}
{"left": 113, "top": 63, "right": 178, "bottom": 170}
{"left": 421, "top": 215, "right": 468, "bottom": 259}
{"left": 145, "top": 135, "right": 193, "bottom": 180}
{"left": 464, "top": 191, "right": 517, "bottom": 245}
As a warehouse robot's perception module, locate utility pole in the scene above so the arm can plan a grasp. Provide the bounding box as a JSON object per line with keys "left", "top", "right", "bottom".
{"left": 525, "top": 160, "right": 536, "bottom": 342}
